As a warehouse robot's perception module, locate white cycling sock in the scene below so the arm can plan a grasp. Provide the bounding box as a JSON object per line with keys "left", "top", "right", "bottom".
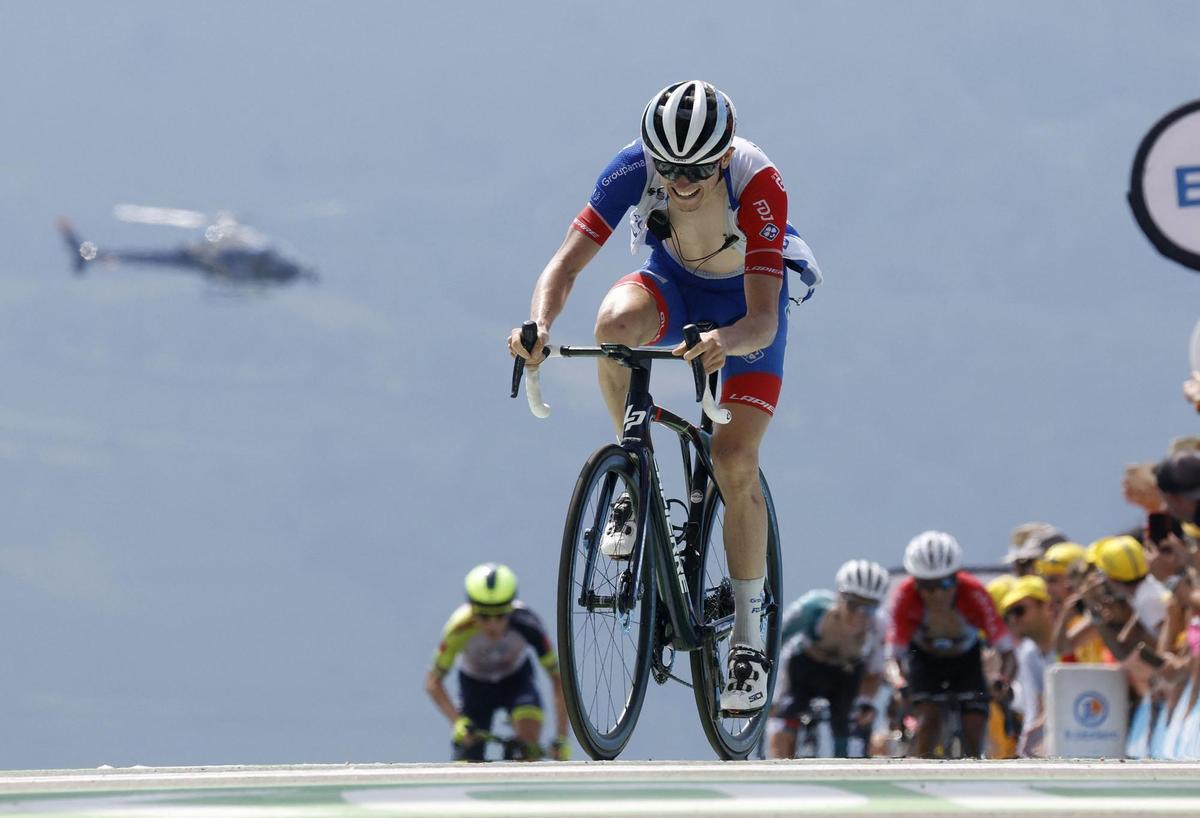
{"left": 731, "top": 577, "right": 765, "bottom": 652}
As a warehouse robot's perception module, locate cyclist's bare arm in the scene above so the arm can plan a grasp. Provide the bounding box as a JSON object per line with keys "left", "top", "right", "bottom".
{"left": 508, "top": 228, "right": 601, "bottom": 366}
{"left": 424, "top": 669, "right": 460, "bottom": 724}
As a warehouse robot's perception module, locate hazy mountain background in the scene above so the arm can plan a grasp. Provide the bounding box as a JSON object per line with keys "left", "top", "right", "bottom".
{"left": 1, "top": 1, "right": 1197, "bottom": 767}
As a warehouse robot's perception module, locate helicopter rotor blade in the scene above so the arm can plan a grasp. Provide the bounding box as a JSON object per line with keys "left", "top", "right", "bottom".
{"left": 113, "top": 204, "right": 210, "bottom": 229}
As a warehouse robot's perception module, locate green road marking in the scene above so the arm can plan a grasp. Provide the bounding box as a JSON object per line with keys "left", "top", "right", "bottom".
{"left": 4, "top": 769, "right": 1200, "bottom": 816}
{"left": 470, "top": 787, "right": 729, "bottom": 801}
{"left": 1031, "top": 784, "right": 1200, "bottom": 799}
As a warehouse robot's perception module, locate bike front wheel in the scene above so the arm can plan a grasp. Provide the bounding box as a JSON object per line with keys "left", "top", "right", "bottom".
{"left": 557, "top": 444, "right": 657, "bottom": 760}
{"left": 689, "top": 471, "right": 783, "bottom": 759}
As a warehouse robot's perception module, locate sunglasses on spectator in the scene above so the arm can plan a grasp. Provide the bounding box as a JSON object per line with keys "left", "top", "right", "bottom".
{"left": 916, "top": 576, "right": 956, "bottom": 592}
{"left": 654, "top": 158, "right": 721, "bottom": 182}
{"left": 1005, "top": 604, "right": 1028, "bottom": 619}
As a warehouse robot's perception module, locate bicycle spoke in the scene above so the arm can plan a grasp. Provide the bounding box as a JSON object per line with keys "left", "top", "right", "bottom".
{"left": 558, "top": 446, "right": 655, "bottom": 759}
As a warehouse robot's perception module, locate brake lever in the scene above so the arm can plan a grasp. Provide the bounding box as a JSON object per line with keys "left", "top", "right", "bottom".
{"left": 510, "top": 321, "right": 539, "bottom": 399}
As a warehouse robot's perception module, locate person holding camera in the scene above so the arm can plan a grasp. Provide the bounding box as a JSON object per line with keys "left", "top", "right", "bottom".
{"left": 1058, "top": 537, "right": 1164, "bottom": 671}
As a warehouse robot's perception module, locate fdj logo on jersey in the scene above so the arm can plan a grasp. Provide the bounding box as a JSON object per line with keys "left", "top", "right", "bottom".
{"left": 1073, "top": 691, "right": 1108, "bottom": 728}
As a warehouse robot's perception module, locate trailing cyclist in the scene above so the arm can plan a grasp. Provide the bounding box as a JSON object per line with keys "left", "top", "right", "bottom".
{"left": 424, "top": 564, "right": 570, "bottom": 761}
{"left": 887, "top": 531, "right": 1016, "bottom": 758}
{"left": 508, "top": 80, "right": 822, "bottom": 714}
{"left": 768, "top": 559, "right": 891, "bottom": 758}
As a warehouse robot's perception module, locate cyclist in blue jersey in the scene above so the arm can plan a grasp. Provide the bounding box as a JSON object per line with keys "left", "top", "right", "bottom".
{"left": 767, "top": 560, "right": 890, "bottom": 757}
{"left": 509, "top": 80, "right": 822, "bottom": 714}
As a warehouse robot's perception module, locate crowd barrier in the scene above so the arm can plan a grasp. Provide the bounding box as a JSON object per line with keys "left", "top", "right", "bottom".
{"left": 1126, "top": 678, "right": 1200, "bottom": 760}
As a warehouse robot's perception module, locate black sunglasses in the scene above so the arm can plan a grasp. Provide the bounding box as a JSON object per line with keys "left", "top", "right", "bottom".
{"left": 1005, "top": 604, "right": 1028, "bottom": 619}
{"left": 841, "top": 593, "right": 879, "bottom": 613}
{"left": 473, "top": 608, "right": 511, "bottom": 620}
{"left": 916, "top": 576, "right": 956, "bottom": 592}
{"left": 654, "top": 158, "right": 720, "bottom": 182}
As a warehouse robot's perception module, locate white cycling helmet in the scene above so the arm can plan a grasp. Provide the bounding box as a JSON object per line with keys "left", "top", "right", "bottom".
{"left": 835, "top": 559, "right": 890, "bottom": 603}
{"left": 903, "top": 530, "right": 963, "bottom": 579}
{"left": 641, "top": 80, "right": 737, "bottom": 165}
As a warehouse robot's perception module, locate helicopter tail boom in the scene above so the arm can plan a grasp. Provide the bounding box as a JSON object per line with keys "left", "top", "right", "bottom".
{"left": 55, "top": 217, "right": 91, "bottom": 273}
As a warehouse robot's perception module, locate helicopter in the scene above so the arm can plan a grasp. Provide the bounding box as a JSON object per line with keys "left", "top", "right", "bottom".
{"left": 56, "top": 205, "right": 318, "bottom": 285}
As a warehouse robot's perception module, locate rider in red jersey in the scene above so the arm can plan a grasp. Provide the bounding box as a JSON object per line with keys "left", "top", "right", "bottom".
{"left": 887, "top": 531, "right": 1016, "bottom": 757}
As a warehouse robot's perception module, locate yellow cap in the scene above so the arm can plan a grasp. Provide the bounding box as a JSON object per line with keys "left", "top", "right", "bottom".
{"left": 1085, "top": 537, "right": 1109, "bottom": 566}
{"left": 986, "top": 575, "right": 1017, "bottom": 611}
{"left": 1094, "top": 535, "right": 1147, "bottom": 582}
{"left": 1037, "top": 541, "right": 1087, "bottom": 576}
{"left": 1001, "top": 575, "right": 1050, "bottom": 613}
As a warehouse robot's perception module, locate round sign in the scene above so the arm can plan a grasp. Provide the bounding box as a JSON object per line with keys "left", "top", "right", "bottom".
{"left": 1128, "top": 99, "right": 1200, "bottom": 272}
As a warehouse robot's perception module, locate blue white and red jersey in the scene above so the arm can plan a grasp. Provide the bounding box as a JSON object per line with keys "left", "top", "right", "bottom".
{"left": 569, "top": 137, "right": 822, "bottom": 416}
{"left": 572, "top": 136, "right": 821, "bottom": 289}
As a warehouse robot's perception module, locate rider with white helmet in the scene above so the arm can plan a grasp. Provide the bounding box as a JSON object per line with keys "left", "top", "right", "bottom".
{"left": 887, "top": 531, "right": 1015, "bottom": 758}
{"left": 768, "top": 559, "right": 892, "bottom": 758}
{"left": 509, "top": 80, "right": 824, "bottom": 717}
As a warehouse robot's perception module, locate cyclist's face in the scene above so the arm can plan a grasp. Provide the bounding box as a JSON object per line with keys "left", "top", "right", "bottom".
{"left": 475, "top": 611, "right": 510, "bottom": 639}
{"left": 916, "top": 577, "right": 956, "bottom": 608}
{"left": 658, "top": 150, "right": 730, "bottom": 213}
{"left": 839, "top": 594, "right": 878, "bottom": 624}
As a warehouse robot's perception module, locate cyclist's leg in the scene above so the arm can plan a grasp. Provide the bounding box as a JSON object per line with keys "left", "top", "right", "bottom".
{"left": 767, "top": 649, "right": 807, "bottom": 758}
{"left": 952, "top": 644, "right": 991, "bottom": 758}
{"left": 593, "top": 262, "right": 684, "bottom": 433}
{"left": 828, "top": 666, "right": 864, "bottom": 758}
{"left": 502, "top": 660, "right": 545, "bottom": 751}
{"left": 912, "top": 701, "right": 943, "bottom": 757}
{"left": 708, "top": 281, "right": 788, "bottom": 637}
{"left": 456, "top": 672, "right": 499, "bottom": 762}
{"left": 905, "top": 647, "right": 945, "bottom": 758}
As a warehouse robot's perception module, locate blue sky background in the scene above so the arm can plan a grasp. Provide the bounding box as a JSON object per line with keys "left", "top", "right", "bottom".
{"left": 1, "top": 1, "right": 1198, "bottom": 767}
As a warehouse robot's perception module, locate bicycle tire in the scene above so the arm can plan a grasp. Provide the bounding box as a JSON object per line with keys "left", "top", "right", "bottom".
{"left": 557, "top": 444, "right": 657, "bottom": 760}
{"left": 689, "top": 470, "right": 783, "bottom": 759}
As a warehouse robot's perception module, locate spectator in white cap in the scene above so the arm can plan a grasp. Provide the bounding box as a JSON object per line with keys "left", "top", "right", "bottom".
{"left": 1005, "top": 523, "right": 1066, "bottom": 577}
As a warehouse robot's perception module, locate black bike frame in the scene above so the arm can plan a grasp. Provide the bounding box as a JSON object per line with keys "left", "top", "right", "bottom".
{"left": 559, "top": 343, "right": 723, "bottom": 653}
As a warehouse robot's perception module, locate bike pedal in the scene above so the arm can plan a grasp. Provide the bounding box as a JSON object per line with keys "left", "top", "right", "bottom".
{"left": 719, "top": 707, "right": 761, "bottom": 718}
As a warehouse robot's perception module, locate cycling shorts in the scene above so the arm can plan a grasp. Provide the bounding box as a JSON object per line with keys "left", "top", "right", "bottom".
{"left": 456, "top": 659, "right": 542, "bottom": 761}
{"left": 613, "top": 243, "right": 790, "bottom": 416}
{"left": 772, "top": 650, "right": 863, "bottom": 743}
{"left": 907, "top": 643, "right": 990, "bottom": 714}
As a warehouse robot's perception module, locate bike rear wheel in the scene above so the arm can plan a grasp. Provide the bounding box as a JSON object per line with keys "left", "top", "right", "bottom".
{"left": 689, "top": 471, "right": 782, "bottom": 759}
{"left": 558, "top": 444, "right": 656, "bottom": 760}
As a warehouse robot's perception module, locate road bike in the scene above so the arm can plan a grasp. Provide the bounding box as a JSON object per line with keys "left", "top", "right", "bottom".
{"left": 453, "top": 729, "right": 550, "bottom": 763}
{"left": 889, "top": 686, "right": 972, "bottom": 758}
{"left": 511, "top": 321, "right": 783, "bottom": 760}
